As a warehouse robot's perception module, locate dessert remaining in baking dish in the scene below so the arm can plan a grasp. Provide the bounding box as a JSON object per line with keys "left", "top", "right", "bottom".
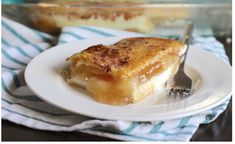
{"left": 66, "top": 37, "right": 185, "bottom": 105}
{"left": 32, "top": 4, "right": 154, "bottom": 34}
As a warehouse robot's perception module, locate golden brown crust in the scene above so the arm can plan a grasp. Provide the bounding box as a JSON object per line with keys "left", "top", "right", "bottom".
{"left": 68, "top": 37, "right": 184, "bottom": 79}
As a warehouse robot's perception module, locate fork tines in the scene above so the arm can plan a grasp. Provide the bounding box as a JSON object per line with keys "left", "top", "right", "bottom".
{"left": 169, "top": 88, "right": 191, "bottom": 97}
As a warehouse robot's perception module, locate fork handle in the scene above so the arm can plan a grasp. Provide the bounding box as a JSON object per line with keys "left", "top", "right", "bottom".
{"left": 180, "top": 22, "right": 194, "bottom": 69}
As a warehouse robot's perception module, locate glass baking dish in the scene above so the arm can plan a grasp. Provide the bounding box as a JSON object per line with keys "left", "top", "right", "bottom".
{"left": 2, "top": 0, "right": 232, "bottom": 37}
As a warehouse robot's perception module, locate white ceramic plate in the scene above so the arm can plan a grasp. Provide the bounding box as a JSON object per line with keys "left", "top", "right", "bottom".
{"left": 25, "top": 37, "right": 232, "bottom": 121}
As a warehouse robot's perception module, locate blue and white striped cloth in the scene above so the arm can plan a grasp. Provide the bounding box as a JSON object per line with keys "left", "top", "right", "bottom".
{"left": 1, "top": 17, "right": 231, "bottom": 141}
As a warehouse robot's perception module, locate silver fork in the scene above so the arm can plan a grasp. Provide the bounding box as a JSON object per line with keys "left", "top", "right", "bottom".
{"left": 167, "top": 22, "right": 193, "bottom": 101}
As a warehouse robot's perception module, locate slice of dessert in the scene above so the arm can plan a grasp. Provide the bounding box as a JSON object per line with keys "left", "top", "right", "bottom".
{"left": 66, "top": 37, "right": 185, "bottom": 105}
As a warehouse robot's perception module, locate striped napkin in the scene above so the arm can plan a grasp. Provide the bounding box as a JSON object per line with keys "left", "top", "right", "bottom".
{"left": 1, "top": 17, "right": 231, "bottom": 141}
